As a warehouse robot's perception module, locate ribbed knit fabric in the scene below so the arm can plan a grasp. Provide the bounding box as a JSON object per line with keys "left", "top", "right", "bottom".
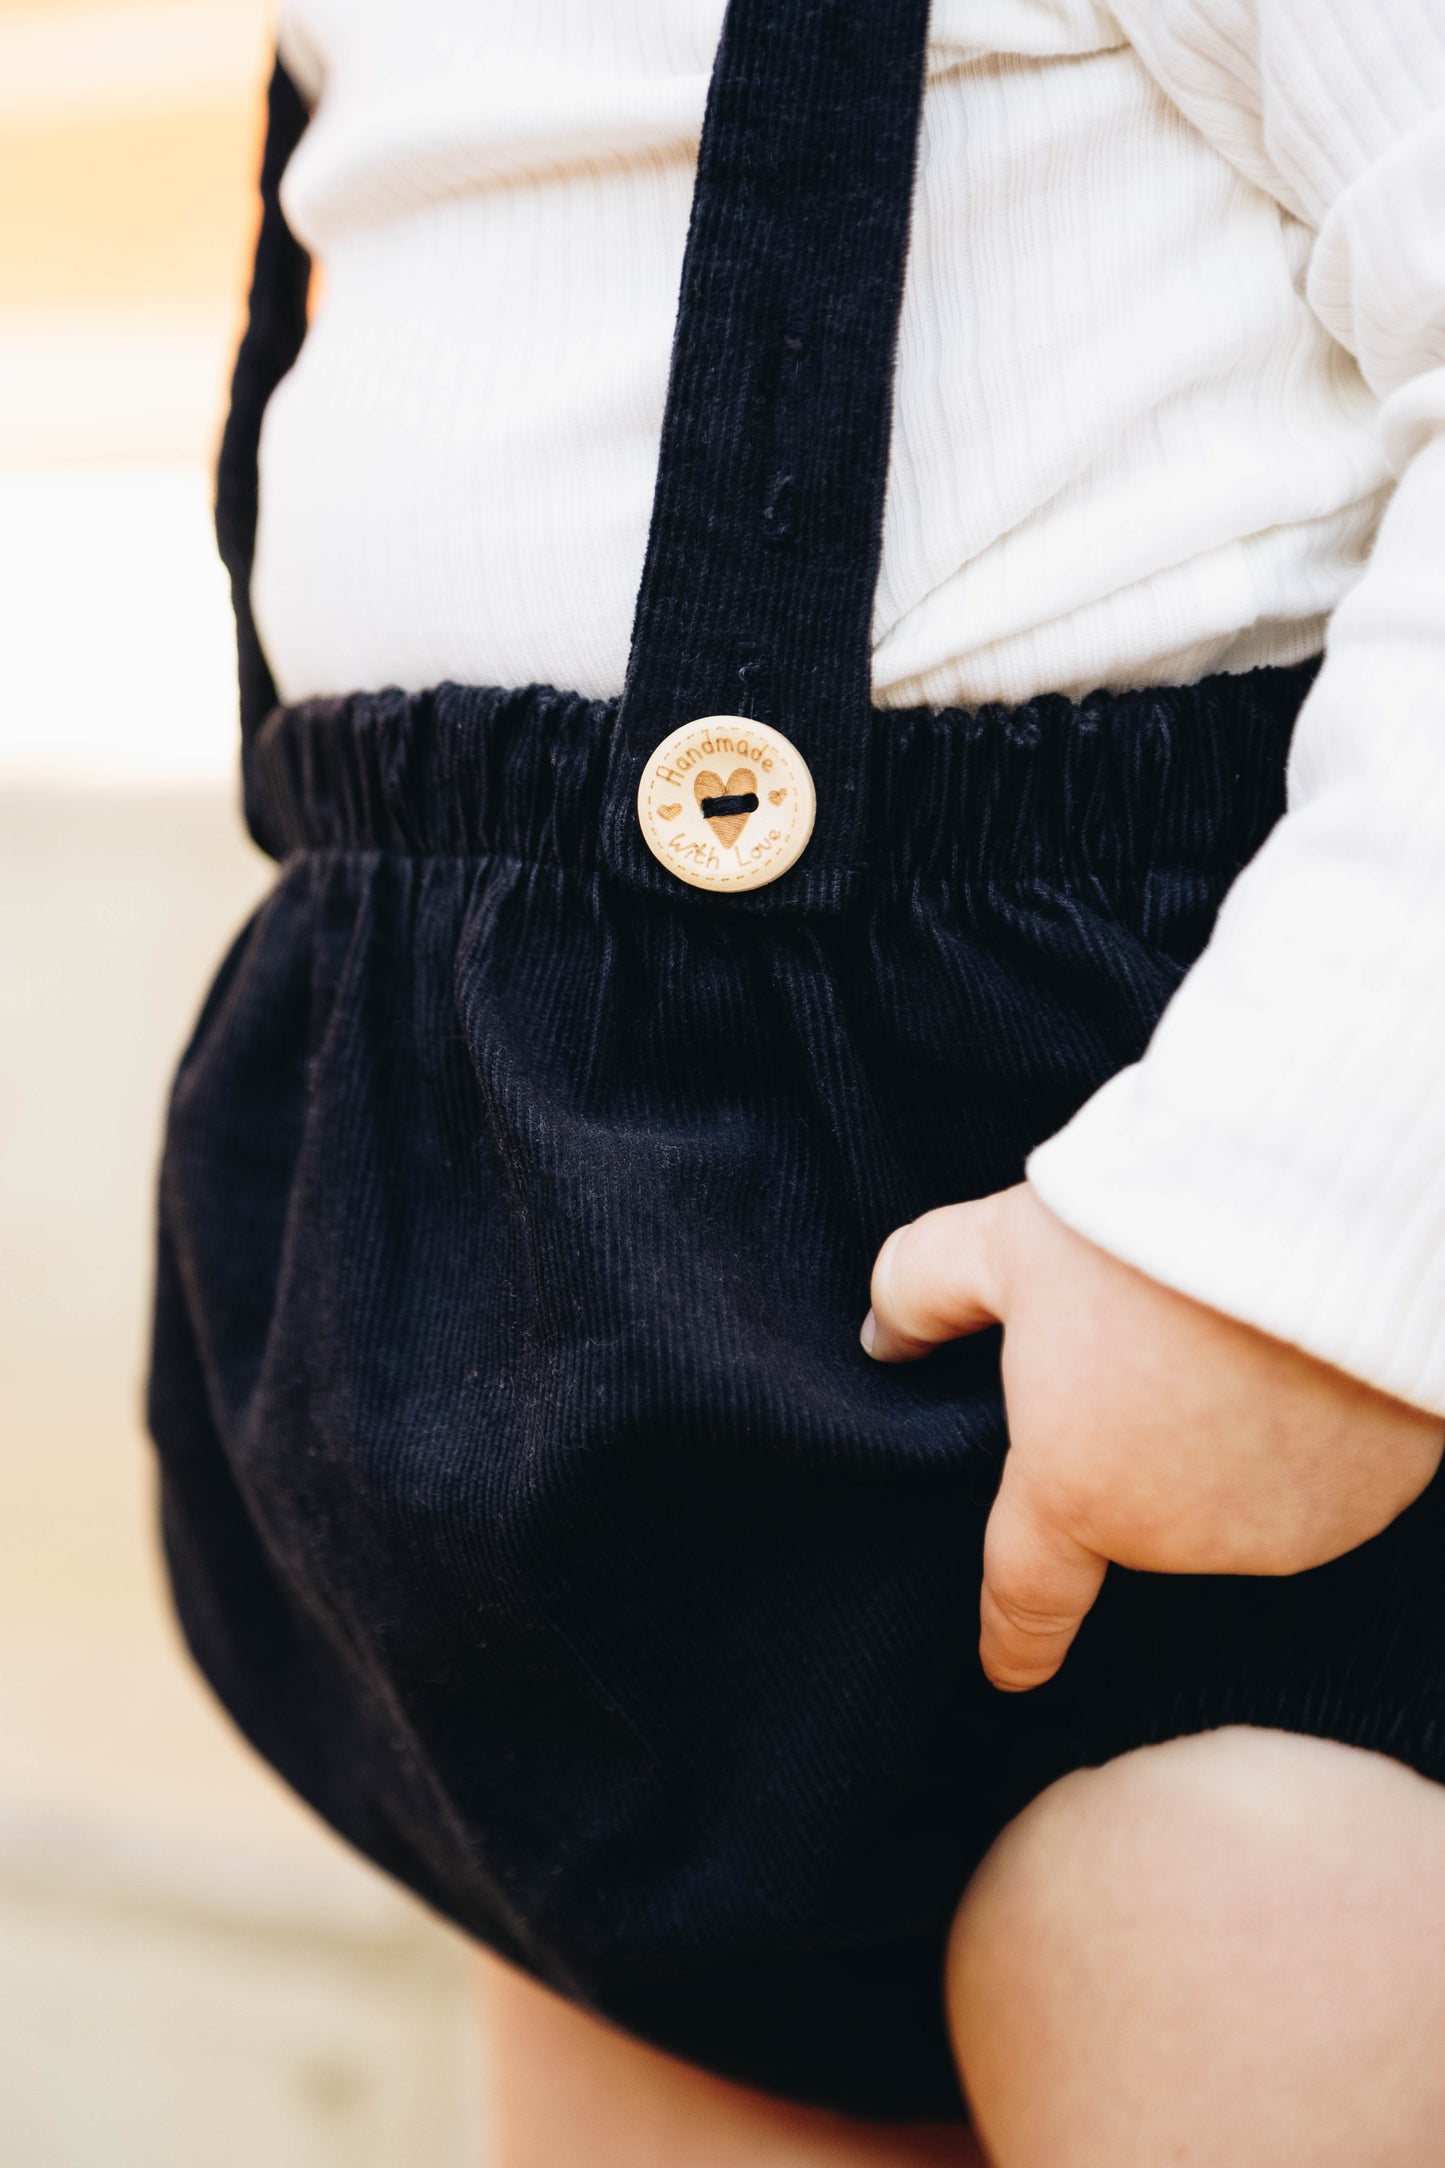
{"left": 1029, "top": 1, "right": 1445, "bottom": 1416}
{"left": 252, "top": 0, "right": 1445, "bottom": 1413}
{"left": 256, "top": 0, "right": 1373, "bottom": 712}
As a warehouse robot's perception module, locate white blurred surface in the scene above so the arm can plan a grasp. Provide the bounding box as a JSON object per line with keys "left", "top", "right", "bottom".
{"left": 0, "top": 309, "right": 238, "bottom": 467}
{"left": 0, "top": 2, "right": 266, "bottom": 125}
{"left": 0, "top": 465, "right": 239, "bottom": 786}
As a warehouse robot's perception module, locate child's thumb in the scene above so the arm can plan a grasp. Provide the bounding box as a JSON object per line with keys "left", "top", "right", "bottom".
{"left": 980, "top": 1467, "right": 1107, "bottom": 1692}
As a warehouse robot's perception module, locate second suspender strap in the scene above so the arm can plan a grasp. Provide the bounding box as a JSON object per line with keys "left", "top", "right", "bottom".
{"left": 606, "top": 0, "right": 932, "bottom": 883}
{"left": 217, "top": 59, "right": 311, "bottom": 852}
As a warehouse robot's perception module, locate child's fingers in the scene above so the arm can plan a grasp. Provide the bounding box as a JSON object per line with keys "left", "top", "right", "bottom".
{"left": 980, "top": 1469, "right": 1107, "bottom": 1692}
{"left": 862, "top": 1191, "right": 1016, "bottom": 1362}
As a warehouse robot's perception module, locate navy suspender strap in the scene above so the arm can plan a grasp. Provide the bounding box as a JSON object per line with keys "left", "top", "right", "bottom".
{"left": 216, "top": 59, "right": 311, "bottom": 854}
{"left": 603, "top": 0, "right": 932, "bottom": 887}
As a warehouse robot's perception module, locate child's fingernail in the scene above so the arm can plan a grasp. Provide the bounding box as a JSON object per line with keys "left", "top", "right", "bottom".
{"left": 860, "top": 1309, "right": 877, "bottom": 1356}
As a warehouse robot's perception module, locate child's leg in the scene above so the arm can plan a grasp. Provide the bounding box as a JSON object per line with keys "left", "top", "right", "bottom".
{"left": 479, "top": 1951, "right": 983, "bottom": 2168}
{"left": 948, "top": 1726, "right": 1445, "bottom": 2166}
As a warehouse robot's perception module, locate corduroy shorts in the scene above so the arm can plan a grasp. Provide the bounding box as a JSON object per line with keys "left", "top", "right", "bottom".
{"left": 150, "top": 661, "right": 1445, "bottom": 2119}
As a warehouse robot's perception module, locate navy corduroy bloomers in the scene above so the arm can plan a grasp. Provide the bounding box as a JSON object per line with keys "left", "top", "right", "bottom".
{"left": 150, "top": 0, "right": 1445, "bottom": 2124}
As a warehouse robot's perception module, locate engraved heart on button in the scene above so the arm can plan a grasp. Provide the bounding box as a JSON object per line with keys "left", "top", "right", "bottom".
{"left": 694, "top": 767, "right": 757, "bottom": 850}
{"left": 657, "top": 802, "right": 682, "bottom": 822}
{"left": 768, "top": 788, "right": 786, "bottom": 806}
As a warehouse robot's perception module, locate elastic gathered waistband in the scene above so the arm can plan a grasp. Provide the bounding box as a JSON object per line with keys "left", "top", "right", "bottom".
{"left": 251, "top": 664, "right": 1314, "bottom": 892}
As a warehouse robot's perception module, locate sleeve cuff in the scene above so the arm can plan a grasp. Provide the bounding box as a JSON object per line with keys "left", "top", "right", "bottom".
{"left": 1027, "top": 1049, "right": 1445, "bottom": 1420}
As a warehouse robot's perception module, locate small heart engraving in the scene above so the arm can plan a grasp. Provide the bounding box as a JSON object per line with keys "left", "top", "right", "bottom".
{"left": 768, "top": 787, "right": 786, "bottom": 806}
{"left": 657, "top": 802, "right": 682, "bottom": 822}
{"left": 694, "top": 767, "right": 757, "bottom": 849}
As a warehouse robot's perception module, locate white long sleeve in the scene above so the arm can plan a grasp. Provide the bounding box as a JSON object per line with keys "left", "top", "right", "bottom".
{"left": 1030, "top": 0, "right": 1445, "bottom": 1414}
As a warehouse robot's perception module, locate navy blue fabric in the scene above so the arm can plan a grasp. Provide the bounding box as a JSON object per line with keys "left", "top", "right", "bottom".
{"left": 599, "top": 0, "right": 931, "bottom": 875}
{"left": 214, "top": 57, "right": 309, "bottom": 856}
{"left": 152, "top": 0, "right": 1445, "bottom": 2126}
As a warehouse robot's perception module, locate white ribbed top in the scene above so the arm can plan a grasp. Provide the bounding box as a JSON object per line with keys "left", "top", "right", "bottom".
{"left": 254, "top": 0, "right": 1445, "bottom": 1414}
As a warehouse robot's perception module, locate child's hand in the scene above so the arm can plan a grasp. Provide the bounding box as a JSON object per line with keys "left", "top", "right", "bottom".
{"left": 863, "top": 1185, "right": 1445, "bottom": 1692}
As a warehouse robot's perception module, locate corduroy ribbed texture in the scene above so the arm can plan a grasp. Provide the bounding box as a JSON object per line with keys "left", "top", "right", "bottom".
{"left": 153, "top": 664, "right": 1445, "bottom": 2121}
{"left": 257, "top": 668, "right": 1302, "bottom": 888}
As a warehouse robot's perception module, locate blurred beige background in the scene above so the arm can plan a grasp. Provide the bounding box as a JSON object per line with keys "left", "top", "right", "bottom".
{"left": 0, "top": 5, "right": 487, "bottom": 2160}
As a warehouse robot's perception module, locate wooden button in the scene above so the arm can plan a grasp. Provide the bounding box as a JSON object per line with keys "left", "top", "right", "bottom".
{"left": 637, "top": 717, "right": 816, "bottom": 892}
